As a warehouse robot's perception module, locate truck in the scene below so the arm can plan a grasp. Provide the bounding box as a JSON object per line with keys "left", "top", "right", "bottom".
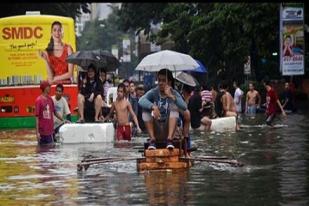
{"left": 0, "top": 13, "right": 78, "bottom": 128}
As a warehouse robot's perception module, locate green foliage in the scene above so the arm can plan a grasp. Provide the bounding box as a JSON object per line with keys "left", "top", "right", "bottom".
{"left": 118, "top": 3, "right": 284, "bottom": 83}
{"left": 77, "top": 5, "right": 139, "bottom": 79}
{"left": 118, "top": 3, "right": 167, "bottom": 35}
{"left": 77, "top": 5, "right": 125, "bottom": 51}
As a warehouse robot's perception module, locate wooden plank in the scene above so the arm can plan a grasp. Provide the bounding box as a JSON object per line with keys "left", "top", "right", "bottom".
{"left": 145, "top": 156, "right": 179, "bottom": 163}
{"left": 145, "top": 149, "right": 180, "bottom": 157}
{"left": 137, "top": 160, "right": 192, "bottom": 171}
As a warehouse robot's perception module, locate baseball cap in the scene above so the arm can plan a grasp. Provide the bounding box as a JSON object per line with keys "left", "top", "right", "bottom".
{"left": 40, "top": 80, "right": 50, "bottom": 91}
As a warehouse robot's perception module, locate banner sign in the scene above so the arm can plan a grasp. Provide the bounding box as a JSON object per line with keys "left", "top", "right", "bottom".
{"left": 280, "top": 5, "right": 304, "bottom": 76}
{"left": 122, "top": 38, "right": 131, "bottom": 62}
{"left": 0, "top": 15, "right": 76, "bottom": 85}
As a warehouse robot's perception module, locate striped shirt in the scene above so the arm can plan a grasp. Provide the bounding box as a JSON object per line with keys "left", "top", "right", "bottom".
{"left": 201, "top": 90, "right": 212, "bottom": 102}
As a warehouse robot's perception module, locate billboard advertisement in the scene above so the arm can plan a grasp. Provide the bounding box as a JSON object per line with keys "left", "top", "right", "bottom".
{"left": 0, "top": 15, "right": 76, "bottom": 85}
{"left": 280, "top": 6, "right": 304, "bottom": 76}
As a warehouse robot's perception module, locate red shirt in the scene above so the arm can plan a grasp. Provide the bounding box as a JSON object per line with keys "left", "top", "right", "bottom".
{"left": 48, "top": 44, "right": 71, "bottom": 84}
{"left": 266, "top": 88, "right": 278, "bottom": 115}
{"left": 35, "top": 95, "right": 55, "bottom": 136}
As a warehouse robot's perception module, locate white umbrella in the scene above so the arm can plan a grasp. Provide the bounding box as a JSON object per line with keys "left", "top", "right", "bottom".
{"left": 135, "top": 50, "right": 199, "bottom": 72}
{"left": 173, "top": 71, "right": 198, "bottom": 87}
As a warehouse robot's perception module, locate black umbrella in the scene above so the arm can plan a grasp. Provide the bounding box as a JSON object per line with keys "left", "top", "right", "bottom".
{"left": 67, "top": 49, "right": 120, "bottom": 72}
{"left": 92, "top": 49, "right": 121, "bottom": 72}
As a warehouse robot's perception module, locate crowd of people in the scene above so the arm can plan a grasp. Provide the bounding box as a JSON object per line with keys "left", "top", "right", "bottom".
{"left": 188, "top": 79, "right": 294, "bottom": 133}
{"left": 35, "top": 64, "right": 296, "bottom": 150}
{"left": 35, "top": 62, "right": 147, "bottom": 145}
{"left": 34, "top": 22, "right": 294, "bottom": 149}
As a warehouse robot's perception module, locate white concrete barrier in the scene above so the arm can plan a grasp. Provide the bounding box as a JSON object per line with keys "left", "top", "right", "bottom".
{"left": 210, "top": 116, "right": 236, "bottom": 132}
{"left": 59, "top": 123, "right": 115, "bottom": 143}
{"left": 192, "top": 116, "right": 236, "bottom": 132}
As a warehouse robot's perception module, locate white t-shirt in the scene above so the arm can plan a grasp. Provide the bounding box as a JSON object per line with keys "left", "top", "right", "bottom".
{"left": 234, "top": 88, "right": 243, "bottom": 113}
{"left": 103, "top": 81, "right": 112, "bottom": 99}
{"left": 52, "top": 96, "right": 71, "bottom": 129}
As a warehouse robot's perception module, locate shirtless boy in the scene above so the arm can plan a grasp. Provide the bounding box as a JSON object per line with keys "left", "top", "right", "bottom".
{"left": 201, "top": 82, "right": 238, "bottom": 131}
{"left": 221, "top": 82, "right": 237, "bottom": 117}
{"left": 105, "top": 83, "right": 141, "bottom": 141}
{"left": 221, "top": 82, "right": 239, "bottom": 130}
{"left": 245, "top": 82, "right": 261, "bottom": 116}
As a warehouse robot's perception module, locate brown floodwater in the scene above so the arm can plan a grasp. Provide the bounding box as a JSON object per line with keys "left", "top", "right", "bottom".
{"left": 0, "top": 110, "right": 308, "bottom": 205}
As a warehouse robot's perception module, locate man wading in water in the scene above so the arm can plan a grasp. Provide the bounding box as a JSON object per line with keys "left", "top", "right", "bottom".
{"left": 263, "top": 80, "right": 286, "bottom": 127}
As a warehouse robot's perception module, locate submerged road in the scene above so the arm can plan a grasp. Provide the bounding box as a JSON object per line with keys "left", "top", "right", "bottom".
{"left": 0, "top": 109, "right": 308, "bottom": 205}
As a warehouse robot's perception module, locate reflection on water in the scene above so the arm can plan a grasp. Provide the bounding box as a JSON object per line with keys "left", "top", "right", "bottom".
{"left": 0, "top": 110, "right": 309, "bottom": 205}
{"left": 144, "top": 170, "right": 190, "bottom": 205}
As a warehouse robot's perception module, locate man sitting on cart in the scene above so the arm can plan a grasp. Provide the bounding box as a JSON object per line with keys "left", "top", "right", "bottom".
{"left": 138, "top": 68, "right": 187, "bottom": 150}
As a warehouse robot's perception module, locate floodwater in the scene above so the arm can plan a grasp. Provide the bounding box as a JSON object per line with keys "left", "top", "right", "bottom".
{"left": 0, "top": 109, "right": 309, "bottom": 205}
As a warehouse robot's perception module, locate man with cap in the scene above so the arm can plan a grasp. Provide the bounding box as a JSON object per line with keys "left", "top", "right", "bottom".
{"left": 35, "top": 80, "right": 65, "bottom": 145}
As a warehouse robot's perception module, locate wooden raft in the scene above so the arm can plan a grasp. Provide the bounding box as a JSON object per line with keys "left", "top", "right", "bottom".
{"left": 137, "top": 148, "right": 193, "bottom": 171}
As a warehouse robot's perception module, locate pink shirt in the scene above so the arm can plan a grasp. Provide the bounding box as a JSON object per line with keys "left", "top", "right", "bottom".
{"left": 35, "top": 95, "right": 55, "bottom": 136}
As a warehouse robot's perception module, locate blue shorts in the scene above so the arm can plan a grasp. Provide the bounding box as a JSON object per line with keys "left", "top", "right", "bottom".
{"left": 247, "top": 105, "right": 257, "bottom": 115}
{"left": 39, "top": 135, "right": 54, "bottom": 145}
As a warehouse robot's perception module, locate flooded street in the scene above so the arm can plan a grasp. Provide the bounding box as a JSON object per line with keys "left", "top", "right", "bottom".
{"left": 1, "top": 2, "right": 308, "bottom": 205}
{"left": 0, "top": 110, "right": 309, "bottom": 205}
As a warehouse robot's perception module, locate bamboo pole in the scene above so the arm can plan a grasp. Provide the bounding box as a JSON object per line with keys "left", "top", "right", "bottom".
{"left": 187, "top": 157, "right": 244, "bottom": 167}
{"left": 81, "top": 157, "right": 121, "bottom": 162}
{"left": 196, "top": 155, "right": 230, "bottom": 160}
{"left": 77, "top": 157, "right": 137, "bottom": 171}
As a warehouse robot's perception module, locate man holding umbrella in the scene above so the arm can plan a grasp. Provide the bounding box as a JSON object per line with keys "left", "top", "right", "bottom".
{"left": 138, "top": 68, "right": 187, "bottom": 150}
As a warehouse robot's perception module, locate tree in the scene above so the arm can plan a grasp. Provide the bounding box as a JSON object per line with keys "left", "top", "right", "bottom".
{"left": 78, "top": 5, "right": 124, "bottom": 51}
{"left": 118, "top": 3, "right": 282, "bottom": 84}
{"left": 118, "top": 3, "right": 167, "bottom": 36}
{"left": 78, "top": 5, "right": 139, "bottom": 79}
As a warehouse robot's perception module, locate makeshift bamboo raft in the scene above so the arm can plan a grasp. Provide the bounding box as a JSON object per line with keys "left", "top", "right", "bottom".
{"left": 77, "top": 145, "right": 243, "bottom": 172}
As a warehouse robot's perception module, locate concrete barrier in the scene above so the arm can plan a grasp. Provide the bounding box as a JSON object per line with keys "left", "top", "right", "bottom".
{"left": 59, "top": 123, "right": 115, "bottom": 143}
{"left": 210, "top": 116, "right": 236, "bottom": 132}
{"left": 192, "top": 116, "right": 236, "bottom": 132}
